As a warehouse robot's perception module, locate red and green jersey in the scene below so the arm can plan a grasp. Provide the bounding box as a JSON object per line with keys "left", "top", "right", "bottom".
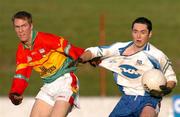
{"left": 10, "top": 31, "right": 84, "bottom": 95}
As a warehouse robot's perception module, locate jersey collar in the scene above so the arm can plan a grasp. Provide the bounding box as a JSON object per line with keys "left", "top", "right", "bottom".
{"left": 23, "top": 30, "right": 37, "bottom": 50}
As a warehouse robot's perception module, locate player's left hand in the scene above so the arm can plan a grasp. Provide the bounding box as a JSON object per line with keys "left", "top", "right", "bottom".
{"left": 159, "top": 85, "right": 172, "bottom": 96}
{"left": 149, "top": 85, "right": 172, "bottom": 98}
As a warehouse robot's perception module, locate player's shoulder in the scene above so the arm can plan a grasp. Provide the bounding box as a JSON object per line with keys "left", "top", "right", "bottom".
{"left": 17, "top": 42, "right": 24, "bottom": 50}
{"left": 144, "top": 43, "right": 166, "bottom": 58}
{"left": 36, "top": 31, "right": 64, "bottom": 43}
{"left": 38, "top": 31, "right": 59, "bottom": 38}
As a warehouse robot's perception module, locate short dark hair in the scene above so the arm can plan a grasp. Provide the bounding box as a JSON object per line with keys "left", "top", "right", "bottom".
{"left": 131, "top": 17, "right": 152, "bottom": 32}
{"left": 12, "top": 11, "right": 32, "bottom": 24}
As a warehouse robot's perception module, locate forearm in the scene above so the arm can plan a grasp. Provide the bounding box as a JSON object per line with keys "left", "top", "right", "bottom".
{"left": 10, "top": 78, "right": 28, "bottom": 95}
{"left": 10, "top": 66, "right": 31, "bottom": 95}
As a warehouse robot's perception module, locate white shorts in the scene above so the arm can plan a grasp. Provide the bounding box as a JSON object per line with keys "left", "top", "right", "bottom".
{"left": 35, "top": 72, "right": 80, "bottom": 108}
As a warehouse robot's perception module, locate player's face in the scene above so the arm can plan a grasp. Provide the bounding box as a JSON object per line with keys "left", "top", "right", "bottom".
{"left": 132, "top": 23, "right": 152, "bottom": 48}
{"left": 13, "top": 18, "right": 33, "bottom": 43}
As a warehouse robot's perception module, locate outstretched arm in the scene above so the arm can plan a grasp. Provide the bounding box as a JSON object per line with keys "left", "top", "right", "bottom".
{"left": 68, "top": 50, "right": 102, "bottom": 68}
{"left": 68, "top": 43, "right": 118, "bottom": 68}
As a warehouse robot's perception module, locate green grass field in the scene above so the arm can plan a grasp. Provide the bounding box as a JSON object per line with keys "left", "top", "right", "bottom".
{"left": 0, "top": 0, "right": 179, "bottom": 96}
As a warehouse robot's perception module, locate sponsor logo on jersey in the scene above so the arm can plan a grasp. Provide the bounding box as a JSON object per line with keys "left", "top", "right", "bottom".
{"left": 39, "top": 65, "right": 56, "bottom": 76}
{"left": 39, "top": 48, "right": 45, "bottom": 54}
{"left": 119, "top": 64, "right": 140, "bottom": 79}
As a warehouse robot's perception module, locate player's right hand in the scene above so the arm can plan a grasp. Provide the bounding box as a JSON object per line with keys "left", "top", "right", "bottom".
{"left": 149, "top": 85, "right": 172, "bottom": 98}
{"left": 68, "top": 57, "right": 83, "bottom": 68}
{"left": 159, "top": 85, "right": 172, "bottom": 96}
{"left": 149, "top": 90, "right": 163, "bottom": 98}
{"left": 9, "top": 93, "right": 23, "bottom": 105}
{"left": 88, "top": 57, "right": 102, "bottom": 67}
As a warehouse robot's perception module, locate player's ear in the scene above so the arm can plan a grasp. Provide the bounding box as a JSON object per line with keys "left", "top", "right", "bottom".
{"left": 149, "top": 31, "right": 152, "bottom": 38}
{"left": 31, "top": 24, "right": 33, "bottom": 30}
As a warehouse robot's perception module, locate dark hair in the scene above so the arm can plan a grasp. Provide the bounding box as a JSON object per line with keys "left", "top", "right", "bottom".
{"left": 12, "top": 11, "right": 32, "bottom": 24}
{"left": 131, "top": 17, "right": 152, "bottom": 32}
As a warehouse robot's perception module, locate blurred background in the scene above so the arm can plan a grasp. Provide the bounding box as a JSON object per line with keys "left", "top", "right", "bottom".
{"left": 0, "top": 0, "right": 179, "bottom": 116}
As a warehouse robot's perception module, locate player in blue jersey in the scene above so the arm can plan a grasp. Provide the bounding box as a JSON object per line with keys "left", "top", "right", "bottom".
{"left": 69, "top": 17, "right": 177, "bottom": 117}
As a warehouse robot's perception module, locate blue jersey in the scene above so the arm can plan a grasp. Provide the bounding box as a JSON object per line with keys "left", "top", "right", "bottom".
{"left": 86, "top": 41, "right": 177, "bottom": 96}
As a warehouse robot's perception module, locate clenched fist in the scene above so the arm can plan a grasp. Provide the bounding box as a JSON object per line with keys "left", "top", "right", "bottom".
{"left": 9, "top": 93, "right": 23, "bottom": 105}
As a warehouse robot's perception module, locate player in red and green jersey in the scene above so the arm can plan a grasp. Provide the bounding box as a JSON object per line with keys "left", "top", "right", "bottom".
{"left": 9, "top": 11, "right": 84, "bottom": 117}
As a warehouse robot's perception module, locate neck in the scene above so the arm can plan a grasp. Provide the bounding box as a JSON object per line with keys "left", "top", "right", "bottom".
{"left": 23, "top": 31, "right": 33, "bottom": 48}
{"left": 24, "top": 40, "right": 31, "bottom": 47}
{"left": 123, "top": 43, "right": 147, "bottom": 56}
{"left": 132, "top": 43, "right": 146, "bottom": 52}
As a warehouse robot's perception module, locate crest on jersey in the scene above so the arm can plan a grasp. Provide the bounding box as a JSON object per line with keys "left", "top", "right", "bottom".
{"left": 39, "top": 48, "right": 46, "bottom": 57}
{"left": 136, "top": 59, "right": 143, "bottom": 65}
{"left": 39, "top": 48, "right": 45, "bottom": 54}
